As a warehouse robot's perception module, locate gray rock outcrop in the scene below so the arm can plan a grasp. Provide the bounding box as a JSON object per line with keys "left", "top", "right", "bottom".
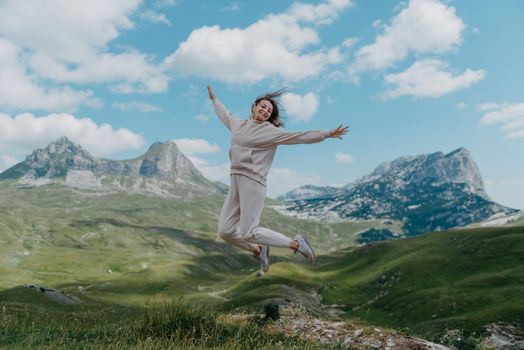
{"left": 0, "top": 136, "right": 226, "bottom": 197}
{"left": 24, "top": 284, "right": 82, "bottom": 305}
{"left": 277, "top": 148, "right": 519, "bottom": 236}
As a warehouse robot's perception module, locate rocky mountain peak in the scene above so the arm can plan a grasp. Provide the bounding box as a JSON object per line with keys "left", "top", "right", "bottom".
{"left": 441, "top": 147, "right": 485, "bottom": 194}
{"left": 0, "top": 137, "right": 223, "bottom": 197}
{"left": 447, "top": 147, "right": 468, "bottom": 156}
{"left": 26, "top": 136, "right": 95, "bottom": 164}
{"left": 146, "top": 140, "right": 178, "bottom": 153}
{"left": 358, "top": 147, "right": 487, "bottom": 198}
{"left": 49, "top": 135, "right": 76, "bottom": 151}
{"left": 47, "top": 136, "right": 82, "bottom": 155}
{"left": 138, "top": 140, "right": 194, "bottom": 178}
{"left": 277, "top": 147, "right": 518, "bottom": 235}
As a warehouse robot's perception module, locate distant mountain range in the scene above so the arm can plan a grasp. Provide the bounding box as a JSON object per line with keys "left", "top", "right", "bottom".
{"left": 0, "top": 139, "right": 520, "bottom": 238}
{"left": 276, "top": 148, "right": 520, "bottom": 237}
{"left": 0, "top": 136, "right": 226, "bottom": 198}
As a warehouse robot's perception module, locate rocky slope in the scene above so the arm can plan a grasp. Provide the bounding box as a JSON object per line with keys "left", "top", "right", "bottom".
{"left": 277, "top": 148, "right": 519, "bottom": 236}
{"left": 0, "top": 136, "right": 226, "bottom": 198}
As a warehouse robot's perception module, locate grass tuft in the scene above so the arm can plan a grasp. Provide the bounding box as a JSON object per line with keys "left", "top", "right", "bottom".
{"left": 0, "top": 300, "right": 342, "bottom": 349}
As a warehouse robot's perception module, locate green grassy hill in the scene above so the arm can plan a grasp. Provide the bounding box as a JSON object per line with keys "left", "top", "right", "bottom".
{"left": 1, "top": 181, "right": 523, "bottom": 345}
{"left": 220, "top": 225, "right": 524, "bottom": 338}
{"left": 0, "top": 182, "right": 375, "bottom": 298}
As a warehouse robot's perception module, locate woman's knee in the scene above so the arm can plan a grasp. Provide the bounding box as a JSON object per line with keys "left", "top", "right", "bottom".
{"left": 217, "top": 222, "right": 234, "bottom": 238}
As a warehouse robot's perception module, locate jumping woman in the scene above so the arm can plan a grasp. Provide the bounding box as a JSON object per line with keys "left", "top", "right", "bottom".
{"left": 208, "top": 85, "right": 349, "bottom": 274}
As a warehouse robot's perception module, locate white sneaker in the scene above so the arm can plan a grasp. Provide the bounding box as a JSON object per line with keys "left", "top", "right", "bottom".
{"left": 294, "top": 234, "right": 315, "bottom": 263}
{"left": 257, "top": 245, "right": 270, "bottom": 272}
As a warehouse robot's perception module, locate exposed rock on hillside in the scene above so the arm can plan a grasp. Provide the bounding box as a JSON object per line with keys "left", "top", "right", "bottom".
{"left": 225, "top": 305, "right": 451, "bottom": 349}
{"left": 277, "top": 148, "right": 519, "bottom": 236}
{"left": 0, "top": 136, "right": 226, "bottom": 197}
{"left": 24, "top": 284, "right": 82, "bottom": 305}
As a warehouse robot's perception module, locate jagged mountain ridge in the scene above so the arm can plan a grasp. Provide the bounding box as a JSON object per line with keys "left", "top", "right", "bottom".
{"left": 0, "top": 136, "right": 225, "bottom": 197}
{"left": 277, "top": 148, "right": 519, "bottom": 235}
{"left": 350, "top": 148, "right": 487, "bottom": 198}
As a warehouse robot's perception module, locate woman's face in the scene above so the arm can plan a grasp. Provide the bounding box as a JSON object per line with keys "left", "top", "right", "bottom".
{"left": 252, "top": 99, "right": 273, "bottom": 122}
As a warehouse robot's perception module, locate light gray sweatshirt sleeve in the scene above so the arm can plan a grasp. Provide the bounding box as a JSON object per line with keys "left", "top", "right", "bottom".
{"left": 213, "top": 99, "right": 240, "bottom": 131}
{"left": 269, "top": 126, "right": 331, "bottom": 145}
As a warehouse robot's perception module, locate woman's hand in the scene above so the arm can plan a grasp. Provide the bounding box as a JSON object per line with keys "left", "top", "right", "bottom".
{"left": 329, "top": 125, "right": 349, "bottom": 139}
{"left": 207, "top": 85, "right": 216, "bottom": 101}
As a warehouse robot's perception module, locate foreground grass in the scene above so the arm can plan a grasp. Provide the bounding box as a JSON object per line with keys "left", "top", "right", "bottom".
{"left": 0, "top": 294, "right": 343, "bottom": 350}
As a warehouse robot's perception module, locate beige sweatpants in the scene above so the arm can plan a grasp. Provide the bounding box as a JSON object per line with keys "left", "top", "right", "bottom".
{"left": 218, "top": 174, "right": 293, "bottom": 253}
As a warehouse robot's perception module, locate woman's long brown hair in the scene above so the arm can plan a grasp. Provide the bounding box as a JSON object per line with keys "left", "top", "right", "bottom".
{"left": 252, "top": 88, "right": 286, "bottom": 128}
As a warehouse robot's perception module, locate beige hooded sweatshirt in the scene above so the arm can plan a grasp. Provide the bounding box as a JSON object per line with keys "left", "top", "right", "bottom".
{"left": 213, "top": 99, "right": 330, "bottom": 186}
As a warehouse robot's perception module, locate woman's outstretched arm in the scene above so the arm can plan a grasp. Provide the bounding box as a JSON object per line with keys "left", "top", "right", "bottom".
{"left": 208, "top": 85, "right": 238, "bottom": 131}
{"left": 207, "top": 85, "right": 216, "bottom": 101}
{"left": 328, "top": 124, "right": 350, "bottom": 139}
{"left": 269, "top": 124, "right": 350, "bottom": 145}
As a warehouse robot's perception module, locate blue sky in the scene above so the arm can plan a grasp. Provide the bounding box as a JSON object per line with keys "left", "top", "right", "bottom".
{"left": 0, "top": 0, "right": 523, "bottom": 209}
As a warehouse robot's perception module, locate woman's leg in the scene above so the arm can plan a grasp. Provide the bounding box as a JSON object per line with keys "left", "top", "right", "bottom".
{"left": 217, "top": 175, "right": 259, "bottom": 253}
{"left": 237, "top": 175, "right": 293, "bottom": 248}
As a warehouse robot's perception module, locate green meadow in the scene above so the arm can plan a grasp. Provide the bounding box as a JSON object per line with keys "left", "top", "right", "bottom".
{"left": 1, "top": 288, "right": 340, "bottom": 349}
{"left": 1, "top": 182, "right": 523, "bottom": 348}
{"left": 222, "top": 225, "right": 524, "bottom": 338}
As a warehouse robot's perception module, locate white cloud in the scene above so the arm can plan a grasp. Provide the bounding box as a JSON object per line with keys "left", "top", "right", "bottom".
{"left": 202, "top": 164, "right": 229, "bottom": 183}
{"left": 477, "top": 102, "right": 503, "bottom": 112}
{"left": 0, "top": 0, "right": 140, "bottom": 63}
{"left": 342, "top": 37, "right": 358, "bottom": 48}
{"left": 155, "top": 0, "right": 177, "bottom": 7}
{"left": 112, "top": 101, "right": 162, "bottom": 112}
{"left": 186, "top": 156, "right": 208, "bottom": 168}
{"left": 28, "top": 50, "right": 169, "bottom": 94}
{"left": 85, "top": 98, "right": 105, "bottom": 109}
{"left": 0, "top": 38, "right": 98, "bottom": 112}
{"left": 0, "top": 112, "right": 145, "bottom": 157}
{"left": 173, "top": 138, "right": 220, "bottom": 155}
{"left": 383, "top": 59, "right": 485, "bottom": 99}
{"left": 266, "top": 167, "right": 321, "bottom": 198}
{"left": 185, "top": 153, "right": 229, "bottom": 183}
{"left": 350, "top": 0, "right": 465, "bottom": 74}
{"left": 478, "top": 102, "right": 524, "bottom": 139}
{"left": 286, "top": 0, "right": 353, "bottom": 26}
{"left": 164, "top": 0, "right": 351, "bottom": 83}
{"left": 194, "top": 114, "right": 210, "bottom": 123}
{"left": 139, "top": 9, "right": 172, "bottom": 26}
{"left": 188, "top": 156, "right": 230, "bottom": 183}
{"left": 335, "top": 152, "right": 354, "bottom": 163}
{"left": 455, "top": 102, "right": 466, "bottom": 110}
{"left": 0, "top": 0, "right": 169, "bottom": 111}
{"left": 281, "top": 92, "right": 319, "bottom": 122}
{"left": 0, "top": 154, "right": 19, "bottom": 172}
{"left": 221, "top": 2, "right": 243, "bottom": 12}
